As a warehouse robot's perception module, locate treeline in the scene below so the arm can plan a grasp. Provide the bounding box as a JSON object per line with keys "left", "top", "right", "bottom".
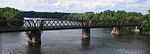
{"left": 20, "top": 11, "right": 70, "bottom": 18}
{"left": 141, "top": 11, "right": 150, "bottom": 33}
{"left": 0, "top": 7, "right": 23, "bottom": 20}
{"left": 0, "top": 7, "right": 24, "bottom": 27}
{"left": 0, "top": 7, "right": 149, "bottom": 33}
{"left": 63, "top": 10, "right": 150, "bottom": 33}
{"left": 63, "top": 10, "right": 142, "bottom": 20}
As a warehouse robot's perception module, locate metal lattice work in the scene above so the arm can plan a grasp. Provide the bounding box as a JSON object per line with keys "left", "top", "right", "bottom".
{"left": 41, "top": 20, "right": 85, "bottom": 30}
{"left": 0, "top": 19, "right": 142, "bottom": 32}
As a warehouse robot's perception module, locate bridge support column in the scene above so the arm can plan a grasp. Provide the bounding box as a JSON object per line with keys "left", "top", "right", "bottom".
{"left": 82, "top": 28, "right": 90, "bottom": 39}
{"left": 27, "top": 31, "right": 41, "bottom": 45}
{"left": 134, "top": 26, "right": 140, "bottom": 33}
{"left": 111, "top": 27, "right": 119, "bottom": 35}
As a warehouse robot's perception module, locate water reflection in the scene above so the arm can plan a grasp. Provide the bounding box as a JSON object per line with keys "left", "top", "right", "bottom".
{"left": 111, "top": 34, "right": 121, "bottom": 39}
{"left": 144, "top": 35, "right": 150, "bottom": 54}
{"left": 1, "top": 27, "right": 150, "bottom": 54}
{"left": 82, "top": 38, "right": 90, "bottom": 48}
{"left": 26, "top": 45, "right": 41, "bottom": 54}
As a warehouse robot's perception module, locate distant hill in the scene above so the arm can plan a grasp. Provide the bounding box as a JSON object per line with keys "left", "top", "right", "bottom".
{"left": 20, "top": 11, "right": 71, "bottom": 19}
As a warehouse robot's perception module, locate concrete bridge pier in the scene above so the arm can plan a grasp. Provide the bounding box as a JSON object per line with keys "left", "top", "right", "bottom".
{"left": 27, "top": 30, "right": 41, "bottom": 45}
{"left": 82, "top": 28, "right": 90, "bottom": 39}
{"left": 111, "top": 27, "right": 120, "bottom": 35}
{"left": 134, "top": 26, "right": 140, "bottom": 33}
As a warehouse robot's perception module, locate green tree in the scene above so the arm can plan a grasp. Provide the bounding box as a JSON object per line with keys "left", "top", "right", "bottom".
{"left": 93, "top": 13, "right": 102, "bottom": 20}
{"left": 143, "top": 14, "right": 150, "bottom": 22}
{"left": 0, "top": 7, "right": 24, "bottom": 27}
{"left": 115, "top": 10, "right": 127, "bottom": 20}
{"left": 140, "top": 10, "right": 150, "bottom": 33}
{"left": 84, "top": 12, "right": 95, "bottom": 20}
{"left": 0, "top": 7, "right": 23, "bottom": 20}
{"left": 100, "top": 10, "right": 116, "bottom": 20}
{"left": 127, "top": 12, "right": 142, "bottom": 20}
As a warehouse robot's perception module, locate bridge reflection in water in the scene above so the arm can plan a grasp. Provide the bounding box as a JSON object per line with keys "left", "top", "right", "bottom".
{"left": 25, "top": 33, "right": 123, "bottom": 54}
{"left": 0, "top": 19, "right": 141, "bottom": 45}
{"left": 26, "top": 38, "right": 91, "bottom": 54}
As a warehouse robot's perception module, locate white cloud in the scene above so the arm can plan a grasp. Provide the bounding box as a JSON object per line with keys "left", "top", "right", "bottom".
{"left": 0, "top": 0, "right": 149, "bottom": 14}
{"left": 0, "top": 0, "right": 123, "bottom": 10}
{"left": 49, "top": 0, "right": 124, "bottom": 11}
{"left": 0, "top": 0, "right": 54, "bottom": 11}
{"left": 125, "top": 0, "right": 150, "bottom": 9}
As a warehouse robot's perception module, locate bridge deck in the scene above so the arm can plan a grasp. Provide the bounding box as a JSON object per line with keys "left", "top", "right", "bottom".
{"left": 0, "top": 20, "right": 141, "bottom": 32}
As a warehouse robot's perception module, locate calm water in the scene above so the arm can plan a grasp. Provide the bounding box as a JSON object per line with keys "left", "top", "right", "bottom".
{"left": 0, "top": 18, "right": 150, "bottom": 54}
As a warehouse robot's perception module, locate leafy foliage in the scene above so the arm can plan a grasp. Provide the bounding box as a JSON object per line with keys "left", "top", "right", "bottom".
{"left": 20, "top": 11, "right": 70, "bottom": 19}
{"left": 0, "top": 7, "right": 24, "bottom": 27}
{"left": 64, "top": 10, "right": 150, "bottom": 33}
{"left": 0, "top": 7, "right": 149, "bottom": 33}
{"left": 0, "top": 7, "right": 23, "bottom": 20}
{"left": 140, "top": 14, "right": 150, "bottom": 32}
{"left": 64, "top": 10, "right": 142, "bottom": 20}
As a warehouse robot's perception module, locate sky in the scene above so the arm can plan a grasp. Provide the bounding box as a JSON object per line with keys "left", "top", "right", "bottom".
{"left": 0, "top": 0, "right": 150, "bottom": 14}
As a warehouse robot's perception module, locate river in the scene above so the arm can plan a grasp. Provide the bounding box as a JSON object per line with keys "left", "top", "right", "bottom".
{"left": 0, "top": 18, "right": 150, "bottom": 54}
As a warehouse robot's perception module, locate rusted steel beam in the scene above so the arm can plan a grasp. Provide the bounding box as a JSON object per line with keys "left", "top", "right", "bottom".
{"left": 0, "top": 19, "right": 142, "bottom": 32}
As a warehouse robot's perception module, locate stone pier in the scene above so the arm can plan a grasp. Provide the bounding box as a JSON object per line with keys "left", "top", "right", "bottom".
{"left": 27, "top": 30, "right": 41, "bottom": 45}
{"left": 111, "top": 27, "right": 119, "bottom": 35}
{"left": 82, "top": 28, "right": 90, "bottom": 39}
{"left": 134, "top": 26, "right": 140, "bottom": 33}
{"left": 27, "top": 20, "right": 43, "bottom": 45}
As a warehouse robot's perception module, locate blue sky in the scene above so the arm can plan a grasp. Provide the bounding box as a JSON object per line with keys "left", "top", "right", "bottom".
{"left": 0, "top": 0, "right": 150, "bottom": 14}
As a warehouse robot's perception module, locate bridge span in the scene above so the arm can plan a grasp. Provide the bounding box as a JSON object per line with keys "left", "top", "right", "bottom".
{"left": 0, "top": 19, "right": 141, "bottom": 45}
{"left": 0, "top": 19, "right": 141, "bottom": 32}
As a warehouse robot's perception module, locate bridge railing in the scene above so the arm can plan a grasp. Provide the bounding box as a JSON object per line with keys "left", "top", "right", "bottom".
{"left": 40, "top": 20, "right": 87, "bottom": 30}
{"left": 0, "top": 19, "right": 142, "bottom": 32}
{"left": 89, "top": 20, "right": 141, "bottom": 28}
